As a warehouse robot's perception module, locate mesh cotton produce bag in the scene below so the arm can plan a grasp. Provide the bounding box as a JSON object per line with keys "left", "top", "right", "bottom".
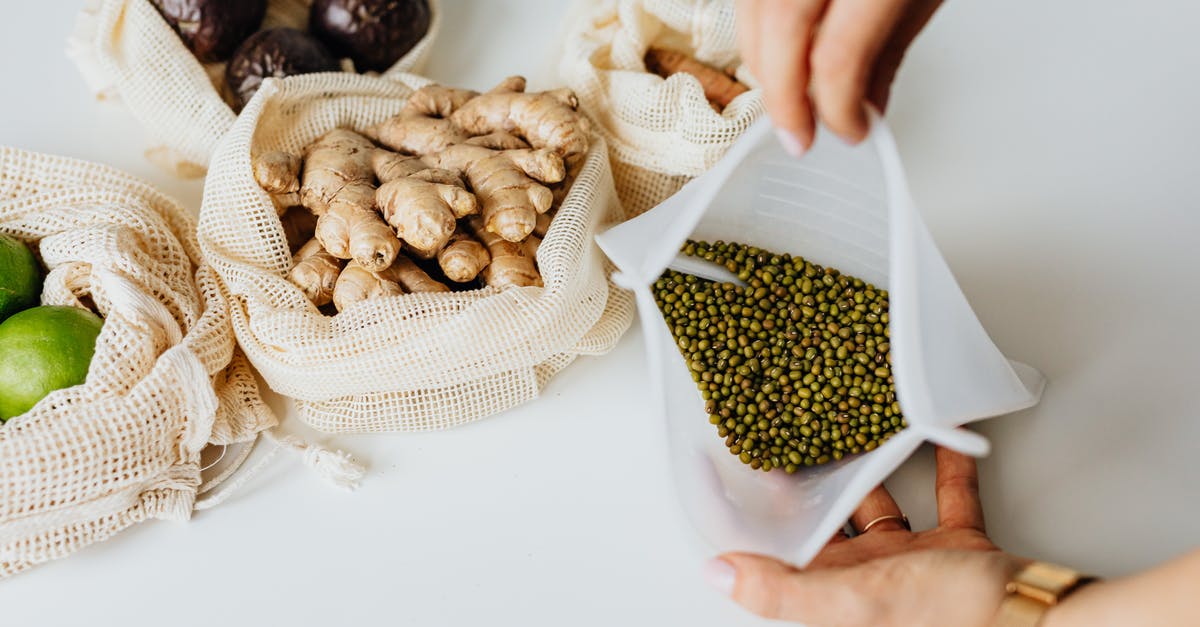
{"left": 559, "top": 0, "right": 765, "bottom": 216}
{"left": 67, "top": 0, "right": 441, "bottom": 178}
{"left": 0, "top": 148, "right": 278, "bottom": 577}
{"left": 197, "top": 72, "right": 635, "bottom": 433}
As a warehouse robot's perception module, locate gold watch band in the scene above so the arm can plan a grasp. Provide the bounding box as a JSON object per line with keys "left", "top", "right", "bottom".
{"left": 991, "top": 562, "right": 1094, "bottom": 627}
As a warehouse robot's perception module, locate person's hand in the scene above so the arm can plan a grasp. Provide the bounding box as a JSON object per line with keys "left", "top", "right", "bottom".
{"left": 704, "top": 447, "right": 1028, "bottom": 626}
{"left": 736, "top": 0, "right": 943, "bottom": 154}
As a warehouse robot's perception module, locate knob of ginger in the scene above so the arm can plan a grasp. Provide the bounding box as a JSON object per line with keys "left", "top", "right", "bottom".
{"left": 372, "top": 84, "right": 478, "bottom": 156}
{"left": 253, "top": 150, "right": 302, "bottom": 215}
{"left": 289, "top": 238, "right": 344, "bottom": 307}
{"left": 332, "top": 261, "right": 406, "bottom": 312}
{"left": 430, "top": 141, "right": 564, "bottom": 243}
{"left": 385, "top": 254, "right": 451, "bottom": 294}
{"left": 376, "top": 169, "right": 478, "bottom": 259}
{"left": 438, "top": 226, "right": 491, "bottom": 283}
{"left": 466, "top": 216, "right": 542, "bottom": 289}
{"left": 450, "top": 76, "right": 590, "bottom": 158}
{"left": 332, "top": 253, "right": 450, "bottom": 312}
{"left": 371, "top": 149, "right": 431, "bottom": 184}
{"left": 301, "top": 129, "right": 401, "bottom": 272}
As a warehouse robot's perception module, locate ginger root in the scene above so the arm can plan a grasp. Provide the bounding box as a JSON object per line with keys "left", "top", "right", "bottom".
{"left": 301, "top": 129, "right": 401, "bottom": 271}
{"left": 261, "top": 79, "right": 579, "bottom": 310}
{"left": 522, "top": 234, "right": 541, "bottom": 260}
{"left": 644, "top": 47, "right": 749, "bottom": 111}
{"left": 450, "top": 76, "right": 590, "bottom": 158}
{"left": 289, "top": 238, "right": 344, "bottom": 307}
{"left": 438, "top": 226, "right": 491, "bottom": 283}
{"left": 254, "top": 150, "right": 303, "bottom": 216}
{"left": 386, "top": 254, "right": 451, "bottom": 293}
{"left": 332, "top": 253, "right": 450, "bottom": 311}
{"left": 373, "top": 84, "right": 477, "bottom": 156}
{"left": 332, "top": 261, "right": 406, "bottom": 312}
{"left": 254, "top": 150, "right": 301, "bottom": 193}
{"left": 372, "top": 149, "right": 431, "bottom": 184}
{"left": 430, "top": 140, "right": 564, "bottom": 243}
{"left": 377, "top": 170, "right": 478, "bottom": 259}
{"left": 466, "top": 217, "right": 542, "bottom": 288}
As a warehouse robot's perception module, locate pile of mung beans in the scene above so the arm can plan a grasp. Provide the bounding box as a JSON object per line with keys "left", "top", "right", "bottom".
{"left": 653, "top": 240, "right": 906, "bottom": 473}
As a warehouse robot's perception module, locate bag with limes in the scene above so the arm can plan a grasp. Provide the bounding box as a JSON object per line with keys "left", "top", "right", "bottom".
{"left": 0, "top": 147, "right": 277, "bottom": 577}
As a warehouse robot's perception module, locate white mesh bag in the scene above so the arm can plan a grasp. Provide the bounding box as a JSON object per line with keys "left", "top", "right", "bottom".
{"left": 560, "top": 0, "right": 765, "bottom": 216}
{"left": 197, "top": 72, "right": 635, "bottom": 433}
{"left": 0, "top": 147, "right": 278, "bottom": 577}
{"left": 597, "top": 116, "right": 1045, "bottom": 566}
{"left": 67, "top": 0, "right": 441, "bottom": 178}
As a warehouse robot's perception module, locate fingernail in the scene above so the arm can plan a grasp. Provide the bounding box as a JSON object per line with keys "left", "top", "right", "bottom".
{"left": 774, "top": 128, "right": 808, "bottom": 158}
{"left": 703, "top": 558, "right": 736, "bottom": 596}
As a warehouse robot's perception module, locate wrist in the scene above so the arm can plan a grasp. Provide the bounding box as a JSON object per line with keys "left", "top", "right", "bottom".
{"left": 1039, "top": 578, "right": 1105, "bottom": 627}
{"left": 992, "top": 559, "right": 1096, "bottom": 627}
{"left": 934, "top": 551, "right": 1028, "bottom": 627}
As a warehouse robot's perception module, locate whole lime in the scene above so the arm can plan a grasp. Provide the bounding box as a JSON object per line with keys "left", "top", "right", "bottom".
{"left": 0, "top": 233, "right": 42, "bottom": 322}
{"left": 0, "top": 306, "right": 104, "bottom": 421}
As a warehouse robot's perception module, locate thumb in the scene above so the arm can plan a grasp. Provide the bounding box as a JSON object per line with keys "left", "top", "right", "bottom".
{"left": 705, "top": 553, "right": 867, "bottom": 625}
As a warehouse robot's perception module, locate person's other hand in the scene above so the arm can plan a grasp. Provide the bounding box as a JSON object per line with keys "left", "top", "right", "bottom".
{"left": 736, "top": 0, "right": 943, "bottom": 154}
{"left": 705, "top": 447, "right": 1027, "bottom": 626}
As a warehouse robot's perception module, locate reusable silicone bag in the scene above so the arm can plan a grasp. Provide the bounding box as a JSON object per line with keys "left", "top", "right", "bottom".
{"left": 596, "top": 115, "right": 1045, "bottom": 566}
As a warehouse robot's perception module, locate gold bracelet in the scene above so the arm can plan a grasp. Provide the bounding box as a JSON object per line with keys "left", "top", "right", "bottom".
{"left": 991, "top": 561, "right": 1096, "bottom": 627}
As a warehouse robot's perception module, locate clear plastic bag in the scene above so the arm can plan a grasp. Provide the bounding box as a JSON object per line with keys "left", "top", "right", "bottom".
{"left": 596, "top": 115, "right": 1045, "bottom": 566}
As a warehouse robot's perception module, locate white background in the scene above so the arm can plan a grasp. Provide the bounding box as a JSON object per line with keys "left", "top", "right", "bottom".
{"left": 2, "top": 1, "right": 1199, "bottom": 625}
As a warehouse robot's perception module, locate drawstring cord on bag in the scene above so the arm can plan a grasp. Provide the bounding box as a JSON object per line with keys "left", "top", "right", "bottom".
{"left": 194, "top": 428, "right": 366, "bottom": 511}
{"left": 94, "top": 269, "right": 366, "bottom": 510}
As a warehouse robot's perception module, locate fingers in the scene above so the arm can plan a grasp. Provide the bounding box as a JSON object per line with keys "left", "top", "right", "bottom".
{"left": 850, "top": 484, "right": 907, "bottom": 533}
{"left": 755, "top": 0, "right": 827, "bottom": 155}
{"left": 935, "top": 446, "right": 986, "bottom": 531}
{"left": 867, "top": 0, "right": 943, "bottom": 110}
{"left": 734, "top": 0, "right": 762, "bottom": 81}
{"left": 710, "top": 553, "right": 860, "bottom": 623}
{"left": 810, "top": 0, "right": 910, "bottom": 142}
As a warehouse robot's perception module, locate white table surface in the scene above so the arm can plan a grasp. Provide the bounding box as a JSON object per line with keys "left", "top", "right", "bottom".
{"left": 3, "top": 1, "right": 1199, "bottom": 625}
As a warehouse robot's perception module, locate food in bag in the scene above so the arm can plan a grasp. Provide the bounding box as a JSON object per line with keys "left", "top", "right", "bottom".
{"left": 309, "top": 0, "right": 432, "bottom": 73}
{"left": 0, "top": 147, "right": 278, "bottom": 576}
{"left": 151, "top": 0, "right": 267, "bottom": 62}
{"left": 67, "top": 0, "right": 441, "bottom": 176}
{"left": 225, "top": 27, "right": 341, "bottom": 110}
{"left": 253, "top": 77, "right": 592, "bottom": 311}
{"left": 643, "top": 47, "right": 749, "bottom": 112}
{"left": 655, "top": 240, "right": 904, "bottom": 473}
{"left": 198, "top": 72, "right": 633, "bottom": 433}
{"left": 151, "top": 0, "right": 432, "bottom": 109}
{"left": 596, "top": 117, "right": 1044, "bottom": 566}
{"left": 0, "top": 233, "right": 42, "bottom": 320}
{"left": 559, "top": 0, "right": 765, "bottom": 216}
{"left": 0, "top": 306, "right": 104, "bottom": 420}
{"left": 149, "top": 0, "right": 429, "bottom": 109}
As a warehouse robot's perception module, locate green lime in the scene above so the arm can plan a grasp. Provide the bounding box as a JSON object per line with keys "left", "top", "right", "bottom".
{"left": 0, "top": 233, "right": 42, "bottom": 322}
{"left": 0, "top": 306, "right": 104, "bottom": 421}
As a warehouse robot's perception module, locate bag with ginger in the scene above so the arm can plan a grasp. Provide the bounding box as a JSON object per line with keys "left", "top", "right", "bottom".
{"left": 66, "top": 0, "right": 441, "bottom": 178}
{"left": 558, "top": 0, "right": 766, "bottom": 217}
{"left": 197, "top": 72, "right": 634, "bottom": 433}
{"left": 0, "top": 148, "right": 277, "bottom": 577}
